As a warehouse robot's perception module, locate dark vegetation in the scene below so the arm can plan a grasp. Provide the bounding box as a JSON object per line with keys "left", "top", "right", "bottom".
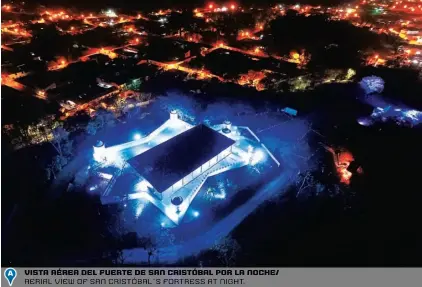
{"left": 267, "top": 11, "right": 382, "bottom": 69}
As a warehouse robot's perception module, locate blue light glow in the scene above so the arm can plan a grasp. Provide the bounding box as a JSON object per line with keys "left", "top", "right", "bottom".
{"left": 357, "top": 117, "right": 372, "bottom": 126}
{"left": 363, "top": 105, "right": 422, "bottom": 127}
{"left": 161, "top": 221, "right": 166, "bottom": 227}
{"left": 133, "top": 133, "right": 142, "bottom": 141}
{"left": 214, "top": 190, "right": 226, "bottom": 199}
{"left": 192, "top": 210, "right": 200, "bottom": 217}
{"left": 135, "top": 201, "right": 145, "bottom": 218}
{"left": 135, "top": 180, "right": 150, "bottom": 192}
{"left": 250, "top": 149, "right": 265, "bottom": 165}
{"left": 98, "top": 172, "right": 113, "bottom": 180}
{"left": 359, "top": 76, "right": 384, "bottom": 95}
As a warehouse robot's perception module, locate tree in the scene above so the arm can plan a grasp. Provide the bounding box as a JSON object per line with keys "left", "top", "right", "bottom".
{"left": 113, "top": 97, "right": 127, "bottom": 115}
{"left": 85, "top": 109, "right": 116, "bottom": 135}
{"left": 212, "top": 236, "right": 241, "bottom": 267}
{"left": 143, "top": 237, "right": 158, "bottom": 266}
{"left": 127, "top": 79, "right": 141, "bottom": 91}
{"left": 138, "top": 92, "right": 151, "bottom": 102}
{"left": 359, "top": 76, "right": 385, "bottom": 95}
{"left": 345, "top": 68, "right": 356, "bottom": 81}
{"left": 45, "top": 126, "right": 74, "bottom": 180}
{"left": 110, "top": 214, "right": 129, "bottom": 265}
{"left": 205, "top": 187, "right": 217, "bottom": 201}
{"left": 169, "top": 11, "right": 195, "bottom": 36}
{"left": 50, "top": 127, "right": 72, "bottom": 158}
{"left": 26, "top": 118, "right": 60, "bottom": 145}
{"left": 289, "top": 76, "right": 313, "bottom": 92}
{"left": 86, "top": 121, "right": 99, "bottom": 136}
{"left": 2, "top": 123, "right": 31, "bottom": 148}
{"left": 324, "top": 69, "right": 343, "bottom": 83}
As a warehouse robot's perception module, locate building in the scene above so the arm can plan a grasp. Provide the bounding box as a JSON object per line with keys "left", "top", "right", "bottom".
{"left": 93, "top": 111, "right": 278, "bottom": 224}
{"left": 127, "top": 123, "right": 235, "bottom": 197}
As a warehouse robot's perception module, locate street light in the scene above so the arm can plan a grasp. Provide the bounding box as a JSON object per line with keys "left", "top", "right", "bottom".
{"left": 133, "top": 133, "right": 142, "bottom": 140}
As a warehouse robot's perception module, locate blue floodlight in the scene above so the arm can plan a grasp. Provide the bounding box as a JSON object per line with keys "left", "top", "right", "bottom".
{"left": 251, "top": 149, "right": 265, "bottom": 166}
{"left": 133, "top": 133, "right": 142, "bottom": 141}
{"left": 192, "top": 210, "right": 200, "bottom": 218}
{"left": 161, "top": 222, "right": 166, "bottom": 227}
{"left": 215, "top": 191, "right": 226, "bottom": 199}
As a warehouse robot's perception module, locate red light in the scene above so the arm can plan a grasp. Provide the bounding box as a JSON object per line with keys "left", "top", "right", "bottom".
{"left": 209, "top": 4, "right": 213, "bottom": 9}
{"left": 230, "top": 4, "right": 236, "bottom": 10}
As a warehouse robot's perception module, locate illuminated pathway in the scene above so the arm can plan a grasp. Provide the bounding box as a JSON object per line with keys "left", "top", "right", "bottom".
{"left": 137, "top": 59, "right": 225, "bottom": 81}
{"left": 1, "top": 76, "right": 26, "bottom": 92}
